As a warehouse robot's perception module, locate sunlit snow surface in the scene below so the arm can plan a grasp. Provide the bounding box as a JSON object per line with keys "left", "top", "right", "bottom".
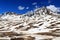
{"left": 0, "top": 7, "right": 60, "bottom": 40}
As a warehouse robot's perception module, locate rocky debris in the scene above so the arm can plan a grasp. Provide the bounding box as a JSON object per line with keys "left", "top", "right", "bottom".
{"left": 0, "top": 7, "right": 60, "bottom": 40}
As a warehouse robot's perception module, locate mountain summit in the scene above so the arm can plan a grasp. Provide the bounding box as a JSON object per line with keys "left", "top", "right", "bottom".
{"left": 0, "top": 7, "right": 60, "bottom": 40}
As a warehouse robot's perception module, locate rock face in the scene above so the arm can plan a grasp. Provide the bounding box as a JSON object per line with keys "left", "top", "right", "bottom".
{"left": 0, "top": 7, "right": 60, "bottom": 40}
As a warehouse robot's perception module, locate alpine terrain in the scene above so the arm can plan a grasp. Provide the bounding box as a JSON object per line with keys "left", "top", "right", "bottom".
{"left": 0, "top": 7, "right": 60, "bottom": 40}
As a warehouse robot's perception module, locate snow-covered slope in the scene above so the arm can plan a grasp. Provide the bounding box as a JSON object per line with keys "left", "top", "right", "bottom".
{"left": 0, "top": 7, "right": 60, "bottom": 40}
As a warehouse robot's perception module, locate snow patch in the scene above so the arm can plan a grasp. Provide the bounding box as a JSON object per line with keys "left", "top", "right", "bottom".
{"left": 46, "top": 5, "right": 58, "bottom": 12}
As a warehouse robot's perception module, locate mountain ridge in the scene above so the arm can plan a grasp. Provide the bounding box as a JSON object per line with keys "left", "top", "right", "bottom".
{"left": 0, "top": 6, "right": 60, "bottom": 40}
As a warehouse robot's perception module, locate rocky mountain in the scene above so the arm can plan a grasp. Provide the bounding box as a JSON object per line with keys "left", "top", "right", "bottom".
{"left": 0, "top": 7, "right": 60, "bottom": 40}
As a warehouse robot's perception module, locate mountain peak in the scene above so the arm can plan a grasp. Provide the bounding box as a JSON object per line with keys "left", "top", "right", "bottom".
{"left": 0, "top": 6, "right": 60, "bottom": 40}
{"left": 4, "top": 12, "right": 16, "bottom": 15}
{"left": 34, "top": 6, "right": 54, "bottom": 16}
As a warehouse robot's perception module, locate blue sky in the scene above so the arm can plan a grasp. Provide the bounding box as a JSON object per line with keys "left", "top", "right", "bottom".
{"left": 0, "top": 0, "right": 60, "bottom": 14}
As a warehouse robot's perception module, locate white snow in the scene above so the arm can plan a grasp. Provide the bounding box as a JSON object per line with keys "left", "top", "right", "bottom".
{"left": 46, "top": 5, "right": 58, "bottom": 12}
{"left": 0, "top": 6, "right": 60, "bottom": 40}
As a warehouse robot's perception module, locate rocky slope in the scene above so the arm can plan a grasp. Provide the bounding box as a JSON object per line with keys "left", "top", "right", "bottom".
{"left": 0, "top": 7, "right": 60, "bottom": 40}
